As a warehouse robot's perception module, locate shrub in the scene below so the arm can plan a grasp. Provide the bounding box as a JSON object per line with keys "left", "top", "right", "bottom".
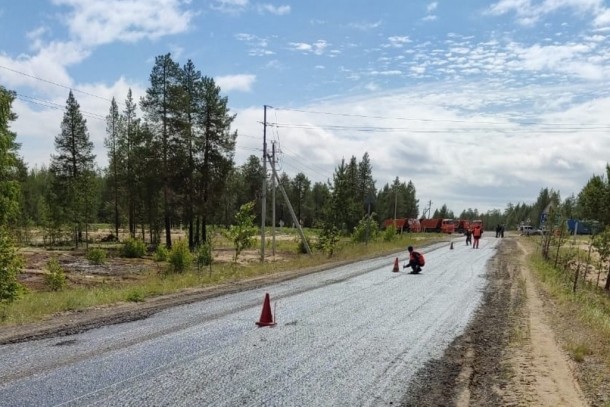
{"left": 153, "top": 245, "right": 169, "bottom": 262}
{"left": 86, "top": 248, "right": 107, "bottom": 265}
{"left": 168, "top": 239, "right": 193, "bottom": 273}
{"left": 196, "top": 241, "right": 213, "bottom": 271}
{"left": 122, "top": 238, "right": 146, "bottom": 258}
{"left": 45, "top": 257, "right": 66, "bottom": 291}
{"left": 351, "top": 215, "right": 379, "bottom": 243}
{"left": 382, "top": 226, "right": 396, "bottom": 242}
{"left": 0, "top": 226, "right": 25, "bottom": 303}
{"left": 316, "top": 223, "right": 340, "bottom": 257}
{"left": 227, "top": 202, "right": 257, "bottom": 262}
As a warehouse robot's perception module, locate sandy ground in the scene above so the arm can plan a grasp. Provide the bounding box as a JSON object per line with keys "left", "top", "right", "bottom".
{"left": 501, "top": 240, "right": 587, "bottom": 406}
{"left": 401, "top": 237, "right": 591, "bottom": 406}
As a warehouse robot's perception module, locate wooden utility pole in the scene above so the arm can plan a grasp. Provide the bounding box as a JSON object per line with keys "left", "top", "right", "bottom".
{"left": 271, "top": 141, "right": 276, "bottom": 256}
{"left": 261, "top": 105, "right": 268, "bottom": 262}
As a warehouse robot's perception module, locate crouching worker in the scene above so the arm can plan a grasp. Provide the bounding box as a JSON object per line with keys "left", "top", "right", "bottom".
{"left": 404, "top": 246, "right": 425, "bottom": 274}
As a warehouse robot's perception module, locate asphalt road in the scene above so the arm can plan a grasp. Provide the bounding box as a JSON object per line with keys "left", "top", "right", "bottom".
{"left": 0, "top": 236, "right": 499, "bottom": 406}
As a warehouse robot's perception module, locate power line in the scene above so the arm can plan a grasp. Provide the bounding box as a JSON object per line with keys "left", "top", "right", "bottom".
{"left": 270, "top": 106, "right": 610, "bottom": 129}
{"left": 0, "top": 64, "right": 113, "bottom": 102}
{"left": 16, "top": 93, "right": 107, "bottom": 120}
{"left": 267, "top": 121, "right": 610, "bottom": 134}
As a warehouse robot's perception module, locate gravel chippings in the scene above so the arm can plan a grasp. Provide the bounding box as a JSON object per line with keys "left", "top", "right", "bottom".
{"left": 400, "top": 238, "right": 514, "bottom": 407}
{"left": 0, "top": 238, "right": 500, "bottom": 407}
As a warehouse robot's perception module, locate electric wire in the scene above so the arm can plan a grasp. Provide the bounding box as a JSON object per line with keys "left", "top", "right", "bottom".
{"left": 0, "top": 64, "right": 113, "bottom": 102}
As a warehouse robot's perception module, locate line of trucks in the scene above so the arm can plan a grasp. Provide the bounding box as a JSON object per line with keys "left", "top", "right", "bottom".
{"left": 383, "top": 218, "right": 483, "bottom": 234}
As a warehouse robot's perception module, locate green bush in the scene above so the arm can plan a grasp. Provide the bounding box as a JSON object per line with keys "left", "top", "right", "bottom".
{"left": 351, "top": 215, "right": 379, "bottom": 243}
{"left": 86, "top": 248, "right": 107, "bottom": 265}
{"left": 168, "top": 239, "right": 193, "bottom": 273}
{"left": 316, "top": 223, "right": 340, "bottom": 257}
{"left": 153, "top": 245, "right": 169, "bottom": 262}
{"left": 45, "top": 257, "right": 66, "bottom": 291}
{"left": 122, "top": 238, "right": 146, "bottom": 258}
{"left": 196, "top": 241, "right": 213, "bottom": 270}
{"left": 382, "top": 226, "right": 396, "bottom": 242}
{"left": 0, "top": 226, "right": 25, "bottom": 303}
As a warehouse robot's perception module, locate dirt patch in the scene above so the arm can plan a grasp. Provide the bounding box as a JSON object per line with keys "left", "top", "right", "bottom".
{"left": 400, "top": 237, "right": 589, "bottom": 407}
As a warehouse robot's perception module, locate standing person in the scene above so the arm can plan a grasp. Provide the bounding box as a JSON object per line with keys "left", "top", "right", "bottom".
{"left": 403, "top": 246, "right": 425, "bottom": 274}
{"left": 496, "top": 224, "right": 501, "bottom": 238}
{"left": 473, "top": 225, "right": 482, "bottom": 248}
{"left": 465, "top": 228, "right": 472, "bottom": 246}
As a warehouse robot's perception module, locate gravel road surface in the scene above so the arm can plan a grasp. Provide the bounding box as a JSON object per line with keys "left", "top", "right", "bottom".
{"left": 0, "top": 237, "right": 499, "bottom": 406}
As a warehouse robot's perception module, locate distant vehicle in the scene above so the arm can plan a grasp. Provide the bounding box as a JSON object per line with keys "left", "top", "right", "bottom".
{"left": 566, "top": 219, "right": 591, "bottom": 235}
{"left": 519, "top": 225, "right": 544, "bottom": 236}
{"left": 382, "top": 218, "right": 421, "bottom": 233}
{"left": 420, "top": 218, "right": 455, "bottom": 234}
{"left": 455, "top": 219, "right": 470, "bottom": 234}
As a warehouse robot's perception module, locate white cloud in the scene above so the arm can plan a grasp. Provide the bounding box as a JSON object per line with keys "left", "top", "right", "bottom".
{"left": 211, "top": 0, "right": 249, "bottom": 14}
{"left": 348, "top": 21, "right": 382, "bottom": 31}
{"left": 487, "top": 0, "right": 606, "bottom": 26}
{"left": 215, "top": 74, "right": 256, "bottom": 92}
{"left": 427, "top": 2, "right": 438, "bottom": 13}
{"left": 370, "top": 70, "right": 402, "bottom": 76}
{"left": 257, "top": 4, "right": 290, "bottom": 15}
{"left": 51, "top": 0, "right": 194, "bottom": 46}
{"left": 288, "top": 40, "right": 329, "bottom": 55}
{"left": 386, "top": 36, "right": 411, "bottom": 48}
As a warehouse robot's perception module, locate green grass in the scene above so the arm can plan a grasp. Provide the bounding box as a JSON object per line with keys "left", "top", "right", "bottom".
{"left": 2, "top": 233, "right": 441, "bottom": 326}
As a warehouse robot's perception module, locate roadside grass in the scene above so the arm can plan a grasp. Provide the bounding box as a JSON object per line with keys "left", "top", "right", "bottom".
{"left": 1, "top": 232, "right": 443, "bottom": 326}
{"left": 527, "top": 243, "right": 610, "bottom": 369}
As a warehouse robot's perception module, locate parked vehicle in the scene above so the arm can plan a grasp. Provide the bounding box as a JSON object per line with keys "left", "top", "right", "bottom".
{"left": 455, "top": 219, "right": 470, "bottom": 234}
{"left": 382, "top": 218, "right": 421, "bottom": 233}
{"left": 519, "top": 225, "right": 544, "bottom": 236}
{"left": 566, "top": 219, "right": 591, "bottom": 235}
{"left": 420, "top": 218, "right": 455, "bottom": 234}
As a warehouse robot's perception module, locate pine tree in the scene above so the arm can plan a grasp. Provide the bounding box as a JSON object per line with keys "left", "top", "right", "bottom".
{"left": 105, "top": 97, "right": 121, "bottom": 238}
{"left": 49, "top": 91, "right": 96, "bottom": 246}
{"left": 141, "top": 54, "right": 182, "bottom": 248}
{"left": 122, "top": 89, "right": 139, "bottom": 238}
{"left": 177, "top": 60, "right": 203, "bottom": 248}
{"left": 0, "top": 86, "right": 24, "bottom": 302}
{"left": 0, "top": 87, "right": 21, "bottom": 226}
{"left": 195, "top": 76, "right": 237, "bottom": 244}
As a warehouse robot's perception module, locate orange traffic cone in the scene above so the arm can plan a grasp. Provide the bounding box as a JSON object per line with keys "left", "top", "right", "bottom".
{"left": 393, "top": 257, "right": 400, "bottom": 272}
{"left": 450, "top": 241, "right": 454, "bottom": 250}
{"left": 256, "top": 293, "right": 276, "bottom": 327}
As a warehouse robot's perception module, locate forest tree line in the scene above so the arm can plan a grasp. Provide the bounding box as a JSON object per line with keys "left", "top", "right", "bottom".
{"left": 3, "top": 54, "right": 610, "bottom": 254}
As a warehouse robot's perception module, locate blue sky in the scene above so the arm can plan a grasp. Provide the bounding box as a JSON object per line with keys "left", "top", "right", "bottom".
{"left": 2, "top": 0, "right": 610, "bottom": 217}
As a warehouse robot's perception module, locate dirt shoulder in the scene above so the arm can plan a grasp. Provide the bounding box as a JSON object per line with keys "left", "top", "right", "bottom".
{"left": 401, "top": 237, "right": 589, "bottom": 406}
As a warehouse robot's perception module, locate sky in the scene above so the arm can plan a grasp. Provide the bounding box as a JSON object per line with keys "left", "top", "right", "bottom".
{"left": 2, "top": 0, "right": 610, "bottom": 217}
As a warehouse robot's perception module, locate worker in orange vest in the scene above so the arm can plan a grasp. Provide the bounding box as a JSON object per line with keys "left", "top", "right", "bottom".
{"left": 404, "top": 246, "right": 425, "bottom": 273}
{"left": 472, "top": 225, "right": 482, "bottom": 248}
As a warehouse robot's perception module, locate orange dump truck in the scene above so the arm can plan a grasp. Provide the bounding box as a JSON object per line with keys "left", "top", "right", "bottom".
{"left": 419, "top": 218, "right": 455, "bottom": 234}
{"left": 382, "top": 218, "right": 421, "bottom": 233}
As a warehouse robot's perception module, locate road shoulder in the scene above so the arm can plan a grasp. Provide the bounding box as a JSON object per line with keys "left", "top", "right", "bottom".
{"left": 400, "top": 237, "right": 588, "bottom": 406}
